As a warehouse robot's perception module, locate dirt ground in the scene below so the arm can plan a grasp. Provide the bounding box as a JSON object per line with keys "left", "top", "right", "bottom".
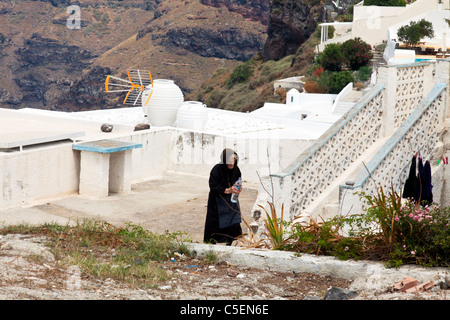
{"left": 0, "top": 185, "right": 356, "bottom": 302}
{"left": 0, "top": 234, "right": 352, "bottom": 301}
{"left": 0, "top": 177, "right": 356, "bottom": 301}
{"left": 0, "top": 175, "right": 448, "bottom": 302}
{"left": 18, "top": 175, "right": 259, "bottom": 243}
{"left": 0, "top": 229, "right": 448, "bottom": 302}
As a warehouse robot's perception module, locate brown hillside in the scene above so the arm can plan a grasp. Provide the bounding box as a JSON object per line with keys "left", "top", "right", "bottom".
{"left": 0, "top": 0, "right": 267, "bottom": 111}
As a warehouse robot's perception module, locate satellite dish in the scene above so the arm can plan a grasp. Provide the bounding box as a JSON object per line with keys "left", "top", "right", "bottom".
{"left": 105, "top": 69, "right": 154, "bottom": 106}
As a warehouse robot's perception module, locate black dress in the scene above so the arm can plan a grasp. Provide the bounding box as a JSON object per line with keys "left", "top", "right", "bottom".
{"left": 203, "top": 150, "right": 242, "bottom": 245}
{"left": 419, "top": 159, "right": 433, "bottom": 205}
{"left": 402, "top": 155, "right": 418, "bottom": 200}
{"left": 402, "top": 155, "right": 433, "bottom": 205}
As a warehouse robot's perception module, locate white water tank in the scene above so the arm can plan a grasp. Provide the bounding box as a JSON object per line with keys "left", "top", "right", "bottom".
{"left": 176, "top": 101, "right": 208, "bottom": 131}
{"left": 142, "top": 79, "right": 184, "bottom": 126}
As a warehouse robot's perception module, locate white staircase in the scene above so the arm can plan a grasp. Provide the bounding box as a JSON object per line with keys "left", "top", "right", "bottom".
{"left": 251, "top": 61, "right": 449, "bottom": 235}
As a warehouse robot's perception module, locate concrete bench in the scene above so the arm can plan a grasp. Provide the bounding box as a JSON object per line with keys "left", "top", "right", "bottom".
{"left": 73, "top": 139, "right": 143, "bottom": 198}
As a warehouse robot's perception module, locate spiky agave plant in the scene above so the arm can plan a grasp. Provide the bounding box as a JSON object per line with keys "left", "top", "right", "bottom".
{"left": 259, "top": 202, "right": 288, "bottom": 250}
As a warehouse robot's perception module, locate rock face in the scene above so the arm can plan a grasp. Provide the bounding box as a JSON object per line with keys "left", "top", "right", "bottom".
{"left": 262, "top": 0, "right": 325, "bottom": 61}
{"left": 137, "top": 0, "right": 268, "bottom": 62}
{"left": 200, "top": 0, "right": 270, "bottom": 25}
{"left": 10, "top": 34, "right": 120, "bottom": 111}
{"left": 29, "top": 0, "right": 71, "bottom": 7}
{"left": 158, "top": 27, "right": 264, "bottom": 61}
{"left": 2, "top": 0, "right": 354, "bottom": 111}
{"left": 57, "top": 66, "right": 120, "bottom": 111}
{"left": 262, "top": 0, "right": 358, "bottom": 61}
{"left": 15, "top": 34, "right": 95, "bottom": 71}
{"left": 0, "top": 0, "right": 269, "bottom": 111}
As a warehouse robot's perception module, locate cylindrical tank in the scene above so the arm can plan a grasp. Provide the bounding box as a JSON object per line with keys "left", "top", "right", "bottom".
{"left": 142, "top": 79, "right": 184, "bottom": 126}
{"left": 176, "top": 101, "right": 208, "bottom": 131}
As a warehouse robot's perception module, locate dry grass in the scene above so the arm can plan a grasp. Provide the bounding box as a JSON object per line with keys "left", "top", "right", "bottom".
{"left": 0, "top": 219, "right": 193, "bottom": 289}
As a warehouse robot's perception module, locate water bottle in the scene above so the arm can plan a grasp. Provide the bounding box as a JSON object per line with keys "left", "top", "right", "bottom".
{"left": 231, "top": 177, "right": 242, "bottom": 203}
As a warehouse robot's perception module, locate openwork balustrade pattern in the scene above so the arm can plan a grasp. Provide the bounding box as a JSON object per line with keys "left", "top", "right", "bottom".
{"left": 256, "top": 63, "right": 448, "bottom": 228}
{"left": 287, "top": 86, "right": 385, "bottom": 217}
{"left": 361, "top": 85, "right": 447, "bottom": 199}
{"left": 394, "top": 64, "right": 426, "bottom": 128}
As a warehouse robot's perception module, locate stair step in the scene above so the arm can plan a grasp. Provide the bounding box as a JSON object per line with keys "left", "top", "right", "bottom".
{"left": 333, "top": 102, "right": 355, "bottom": 115}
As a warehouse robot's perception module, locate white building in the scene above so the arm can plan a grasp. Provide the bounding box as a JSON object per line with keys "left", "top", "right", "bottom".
{"left": 318, "top": 0, "right": 450, "bottom": 59}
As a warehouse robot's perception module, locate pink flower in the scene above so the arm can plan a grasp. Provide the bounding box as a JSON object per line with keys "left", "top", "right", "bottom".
{"left": 395, "top": 217, "right": 399, "bottom": 221}
{"left": 411, "top": 251, "right": 415, "bottom": 255}
{"left": 409, "top": 213, "right": 414, "bottom": 218}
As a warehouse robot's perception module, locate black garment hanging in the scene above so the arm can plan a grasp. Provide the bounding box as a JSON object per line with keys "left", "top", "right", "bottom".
{"left": 419, "top": 160, "right": 433, "bottom": 205}
{"left": 402, "top": 155, "right": 433, "bottom": 205}
{"left": 416, "top": 156, "right": 424, "bottom": 202}
{"left": 402, "top": 155, "right": 418, "bottom": 201}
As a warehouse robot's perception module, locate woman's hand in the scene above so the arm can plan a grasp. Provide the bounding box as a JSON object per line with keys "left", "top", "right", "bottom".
{"left": 224, "top": 186, "right": 243, "bottom": 194}
{"left": 231, "top": 186, "right": 242, "bottom": 194}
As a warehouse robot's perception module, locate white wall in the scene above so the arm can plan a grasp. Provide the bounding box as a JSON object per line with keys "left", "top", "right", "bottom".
{"left": 116, "top": 128, "right": 173, "bottom": 182}
{"left": 0, "top": 125, "right": 313, "bottom": 208}
{"left": 0, "top": 143, "right": 80, "bottom": 208}
{"left": 352, "top": 0, "right": 443, "bottom": 46}
{"left": 387, "top": 11, "right": 450, "bottom": 47}
{"left": 166, "top": 128, "right": 313, "bottom": 189}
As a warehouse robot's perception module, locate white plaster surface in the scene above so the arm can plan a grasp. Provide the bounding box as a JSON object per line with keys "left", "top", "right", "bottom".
{"left": 187, "top": 243, "right": 450, "bottom": 293}
{"left": 78, "top": 151, "right": 110, "bottom": 198}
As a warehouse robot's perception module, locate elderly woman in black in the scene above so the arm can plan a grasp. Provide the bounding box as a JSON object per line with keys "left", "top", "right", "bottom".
{"left": 203, "top": 148, "right": 243, "bottom": 245}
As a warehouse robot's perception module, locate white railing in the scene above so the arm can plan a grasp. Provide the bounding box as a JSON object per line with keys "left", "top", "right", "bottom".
{"left": 268, "top": 84, "right": 385, "bottom": 219}
{"left": 331, "top": 82, "right": 354, "bottom": 113}
{"left": 340, "top": 83, "right": 447, "bottom": 213}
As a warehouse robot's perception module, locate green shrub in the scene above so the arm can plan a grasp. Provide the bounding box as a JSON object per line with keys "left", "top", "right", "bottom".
{"left": 284, "top": 186, "right": 449, "bottom": 268}
{"left": 363, "top": 0, "right": 406, "bottom": 6}
{"left": 227, "top": 61, "right": 256, "bottom": 89}
{"left": 341, "top": 38, "right": 373, "bottom": 70}
{"left": 357, "top": 66, "right": 373, "bottom": 82}
{"left": 205, "top": 90, "right": 227, "bottom": 108}
{"left": 397, "top": 19, "right": 434, "bottom": 48}
{"left": 320, "top": 70, "right": 354, "bottom": 94}
{"left": 317, "top": 43, "right": 346, "bottom": 72}
{"left": 360, "top": 187, "right": 449, "bottom": 267}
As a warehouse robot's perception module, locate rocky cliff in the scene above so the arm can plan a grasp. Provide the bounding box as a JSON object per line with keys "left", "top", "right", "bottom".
{"left": 136, "top": 0, "right": 267, "bottom": 62}
{"left": 0, "top": 0, "right": 356, "bottom": 112}
{"left": 154, "top": 27, "right": 264, "bottom": 61}
{"left": 57, "top": 66, "right": 114, "bottom": 110}
{"left": 262, "top": 0, "right": 323, "bottom": 61}
{"left": 200, "top": 0, "right": 270, "bottom": 24}
{"left": 262, "top": 0, "right": 358, "bottom": 61}
{"left": 0, "top": 0, "right": 268, "bottom": 111}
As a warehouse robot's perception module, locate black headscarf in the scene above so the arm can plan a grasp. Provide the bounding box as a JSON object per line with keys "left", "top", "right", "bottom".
{"left": 219, "top": 148, "right": 240, "bottom": 189}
